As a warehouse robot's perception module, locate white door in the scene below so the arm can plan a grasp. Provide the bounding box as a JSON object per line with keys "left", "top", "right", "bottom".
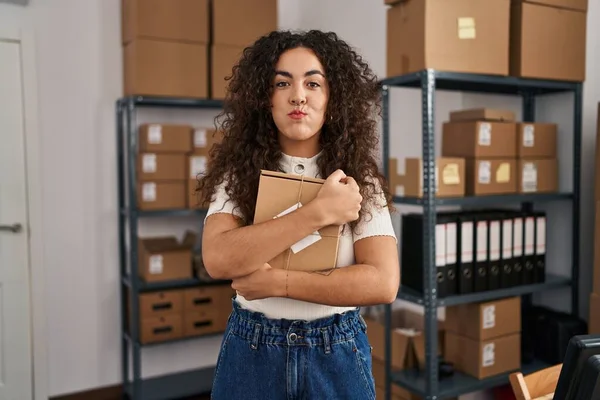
{"left": 0, "top": 38, "right": 33, "bottom": 400}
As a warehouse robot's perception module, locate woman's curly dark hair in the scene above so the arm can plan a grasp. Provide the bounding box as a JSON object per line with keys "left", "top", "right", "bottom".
{"left": 196, "top": 29, "right": 393, "bottom": 232}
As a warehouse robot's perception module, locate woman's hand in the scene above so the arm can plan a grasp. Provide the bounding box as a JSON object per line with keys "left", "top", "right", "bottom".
{"left": 231, "top": 263, "right": 286, "bottom": 300}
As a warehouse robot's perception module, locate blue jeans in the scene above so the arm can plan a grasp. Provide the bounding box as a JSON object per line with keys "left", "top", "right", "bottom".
{"left": 211, "top": 299, "right": 376, "bottom": 400}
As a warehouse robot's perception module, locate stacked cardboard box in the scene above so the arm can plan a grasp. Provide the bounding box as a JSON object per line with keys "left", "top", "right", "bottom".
{"left": 138, "top": 232, "right": 195, "bottom": 283}
{"left": 591, "top": 103, "right": 600, "bottom": 335}
{"left": 385, "top": 0, "right": 587, "bottom": 82}
{"left": 364, "top": 307, "right": 446, "bottom": 400}
{"left": 210, "top": 0, "right": 278, "bottom": 99}
{"left": 136, "top": 123, "right": 223, "bottom": 210}
{"left": 444, "top": 297, "right": 521, "bottom": 379}
{"left": 121, "top": 0, "right": 277, "bottom": 99}
{"left": 439, "top": 108, "right": 558, "bottom": 196}
{"left": 122, "top": 0, "right": 210, "bottom": 98}
{"left": 134, "top": 285, "right": 235, "bottom": 344}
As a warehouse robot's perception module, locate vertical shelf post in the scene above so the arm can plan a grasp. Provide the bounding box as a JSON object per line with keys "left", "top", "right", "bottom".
{"left": 572, "top": 83, "right": 582, "bottom": 318}
{"left": 421, "top": 69, "right": 438, "bottom": 399}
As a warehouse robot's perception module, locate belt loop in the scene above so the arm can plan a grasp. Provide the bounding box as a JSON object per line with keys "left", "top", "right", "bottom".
{"left": 250, "top": 323, "right": 261, "bottom": 350}
{"left": 358, "top": 314, "right": 367, "bottom": 332}
{"left": 321, "top": 328, "right": 331, "bottom": 355}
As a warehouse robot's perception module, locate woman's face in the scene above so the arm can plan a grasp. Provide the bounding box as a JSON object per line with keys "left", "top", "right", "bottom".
{"left": 270, "top": 47, "right": 329, "bottom": 156}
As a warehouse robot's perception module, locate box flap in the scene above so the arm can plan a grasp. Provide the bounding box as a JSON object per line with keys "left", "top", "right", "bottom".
{"left": 140, "top": 236, "right": 194, "bottom": 253}
{"left": 260, "top": 169, "right": 325, "bottom": 184}
{"left": 450, "top": 108, "right": 516, "bottom": 122}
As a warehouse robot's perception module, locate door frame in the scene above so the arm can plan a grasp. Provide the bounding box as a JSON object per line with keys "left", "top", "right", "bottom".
{"left": 0, "top": 25, "right": 48, "bottom": 400}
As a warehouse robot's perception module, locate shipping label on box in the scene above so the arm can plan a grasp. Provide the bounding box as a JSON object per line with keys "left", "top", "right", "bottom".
{"left": 138, "top": 236, "right": 193, "bottom": 282}
{"left": 253, "top": 170, "right": 341, "bottom": 272}
{"left": 389, "top": 157, "right": 465, "bottom": 198}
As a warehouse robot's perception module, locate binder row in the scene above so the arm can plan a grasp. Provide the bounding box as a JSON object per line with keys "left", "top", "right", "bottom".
{"left": 401, "top": 210, "right": 547, "bottom": 298}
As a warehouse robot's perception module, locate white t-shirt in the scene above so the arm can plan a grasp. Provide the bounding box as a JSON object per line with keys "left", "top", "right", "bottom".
{"left": 205, "top": 151, "right": 397, "bottom": 321}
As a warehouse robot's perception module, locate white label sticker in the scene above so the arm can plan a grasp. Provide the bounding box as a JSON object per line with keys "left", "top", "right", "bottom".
{"left": 476, "top": 221, "right": 487, "bottom": 262}
{"left": 194, "top": 129, "right": 207, "bottom": 147}
{"left": 147, "top": 124, "right": 162, "bottom": 144}
{"left": 190, "top": 156, "right": 207, "bottom": 178}
{"left": 478, "top": 161, "right": 491, "bottom": 184}
{"left": 142, "top": 154, "right": 157, "bottom": 173}
{"left": 149, "top": 254, "right": 163, "bottom": 274}
{"left": 523, "top": 125, "right": 535, "bottom": 147}
{"left": 525, "top": 217, "right": 535, "bottom": 255}
{"left": 142, "top": 182, "right": 157, "bottom": 202}
{"left": 522, "top": 162, "right": 537, "bottom": 192}
{"left": 478, "top": 123, "right": 491, "bottom": 146}
{"left": 275, "top": 203, "right": 322, "bottom": 253}
{"left": 502, "top": 220, "right": 512, "bottom": 259}
{"left": 482, "top": 343, "right": 495, "bottom": 367}
{"left": 483, "top": 305, "right": 496, "bottom": 329}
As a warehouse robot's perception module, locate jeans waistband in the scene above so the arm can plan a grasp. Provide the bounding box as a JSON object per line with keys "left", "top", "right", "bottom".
{"left": 227, "top": 299, "right": 366, "bottom": 351}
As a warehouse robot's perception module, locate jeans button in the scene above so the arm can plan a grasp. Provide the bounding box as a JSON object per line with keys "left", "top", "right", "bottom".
{"left": 289, "top": 333, "right": 298, "bottom": 342}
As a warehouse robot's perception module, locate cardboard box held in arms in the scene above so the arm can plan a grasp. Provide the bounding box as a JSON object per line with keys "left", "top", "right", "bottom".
{"left": 253, "top": 170, "right": 342, "bottom": 272}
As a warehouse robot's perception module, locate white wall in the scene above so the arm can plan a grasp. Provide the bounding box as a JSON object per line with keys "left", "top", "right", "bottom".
{"left": 0, "top": 0, "right": 598, "bottom": 398}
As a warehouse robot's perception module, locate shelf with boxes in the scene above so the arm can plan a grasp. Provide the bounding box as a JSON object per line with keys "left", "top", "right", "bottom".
{"left": 116, "top": 95, "right": 230, "bottom": 400}
{"left": 379, "top": 66, "right": 582, "bottom": 399}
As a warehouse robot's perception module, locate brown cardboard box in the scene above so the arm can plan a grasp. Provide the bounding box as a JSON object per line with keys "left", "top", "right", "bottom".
{"left": 140, "top": 314, "right": 183, "bottom": 344}
{"left": 139, "top": 290, "right": 184, "bottom": 318}
{"left": 442, "top": 121, "right": 517, "bottom": 158}
{"left": 138, "top": 236, "right": 193, "bottom": 282}
{"left": 253, "top": 171, "right": 342, "bottom": 272}
{"left": 388, "top": 157, "right": 465, "bottom": 198}
{"left": 138, "top": 124, "right": 193, "bottom": 153}
{"left": 122, "top": 0, "right": 209, "bottom": 44}
{"left": 137, "top": 153, "right": 186, "bottom": 181}
{"left": 594, "top": 104, "right": 600, "bottom": 201}
{"left": 212, "top": 0, "right": 278, "bottom": 47}
{"left": 124, "top": 39, "right": 208, "bottom": 98}
{"left": 450, "top": 108, "right": 516, "bottom": 123}
{"left": 444, "top": 331, "right": 521, "bottom": 379}
{"left": 510, "top": 3, "right": 586, "bottom": 82}
{"left": 364, "top": 308, "right": 444, "bottom": 371}
{"left": 137, "top": 181, "right": 186, "bottom": 210}
{"left": 590, "top": 293, "right": 600, "bottom": 334}
{"left": 210, "top": 44, "right": 244, "bottom": 99}
{"left": 513, "top": 0, "right": 587, "bottom": 12}
{"left": 517, "top": 123, "right": 557, "bottom": 158}
{"left": 517, "top": 158, "right": 558, "bottom": 193}
{"left": 464, "top": 158, "right": 517, "bottom": 195}
{"left": 182, "top": 285, "right": 234, "bottom": 337}
{"left": 192, "top": 127, "right": 223, "bottom": 155}
{"left": 386, "top": 0, "right": 510, "bottom": 77}
{"left": 445, "top": 297, "right": 521, "bottom": 341}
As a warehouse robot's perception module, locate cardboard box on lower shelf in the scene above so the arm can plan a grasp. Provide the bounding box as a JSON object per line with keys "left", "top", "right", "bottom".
{"left": 140, "top": 314, "right": 184, "bottom": 344}
{"left": 364, "top": 307, "right": 445, "bottom": 371}
{"left": 253, "top": 170, "right": 342, "bottom": 272}
{"left": 137, "top": 153, "right": 186, "bottom": 181}
{"left": 517, "top": 158, "right": 558, "bottom": 194}
{"left": 442, "top": 121, "right": 517, "bottom": 159}
{"left": 388, "top": 157, "right": 465, "bottom": 198}
{"left": 138, "top": 234, "right": 194, "bottom": 282}
{"left": 444, "top": 331, "right": 521, "bottom": 379}
{"left": 445, "top": 297, "right": 521, "bottom": 341}
{"left": 516, "top": 123, "right": 557, "bottom": 158}
{"left": 137, "top": 181, "right": 186, "bottom": 210}
{"left": 138, "top": 123, "right": 193, "bottom": 153}
{"left": 464, "top": 158, "right": 517, "bottom": 195}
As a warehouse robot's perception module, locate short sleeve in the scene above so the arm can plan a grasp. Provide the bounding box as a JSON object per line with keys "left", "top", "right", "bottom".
{"left": 205, "top": 180, "right": 243, "bottom": 220}
{"left": 353, "top": 181, "right": 397, "bottom": 243}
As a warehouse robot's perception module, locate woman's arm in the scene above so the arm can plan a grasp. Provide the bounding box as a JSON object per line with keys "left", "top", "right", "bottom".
{"left": 232, "top": 235, "right": 399, "bottom": 305}
{"left": 286, "top": 235, "right": 399, "bottom": 305}
{"left": 202, "top": 169, "right": 362, "bottom": 280}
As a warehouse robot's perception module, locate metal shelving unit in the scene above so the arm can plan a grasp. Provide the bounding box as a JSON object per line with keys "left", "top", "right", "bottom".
{"left": 116, "top": 95, "right": 225, "bottom": 400}
{"left": 380, "top": 69, "right": 582, "bottom": 400}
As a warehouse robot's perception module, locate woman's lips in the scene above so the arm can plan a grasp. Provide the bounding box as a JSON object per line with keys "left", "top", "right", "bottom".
{"left": 288, "top": 110, "right": 307, "bottom": 120}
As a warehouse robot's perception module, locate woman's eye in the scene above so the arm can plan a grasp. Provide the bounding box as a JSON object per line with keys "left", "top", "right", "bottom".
{"left": 307, "top": 82, "right": 320, "bottom": 88}
{"left": 275, "top": 81, "right": 289, "bottom": 87}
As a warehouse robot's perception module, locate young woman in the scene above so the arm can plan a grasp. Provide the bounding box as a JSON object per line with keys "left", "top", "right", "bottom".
{"left": 198, "top": 29, "right": 399, "bottom": 400}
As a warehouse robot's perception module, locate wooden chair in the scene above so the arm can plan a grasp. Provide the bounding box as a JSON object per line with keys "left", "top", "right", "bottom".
{"left": 509, "top": 364, "right": 563, "bottom": 400}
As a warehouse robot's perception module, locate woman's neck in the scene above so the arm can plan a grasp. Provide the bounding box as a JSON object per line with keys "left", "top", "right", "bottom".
{"left": 278, "top": 136, "right": 321, "bottom": 158}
